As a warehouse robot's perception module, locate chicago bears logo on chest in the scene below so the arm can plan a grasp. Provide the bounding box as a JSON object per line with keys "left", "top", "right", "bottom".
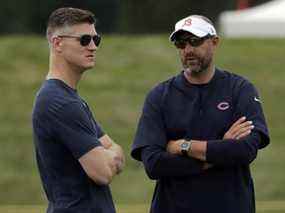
{"left": 217, "top": 101, "right": 230, "bottom": 111}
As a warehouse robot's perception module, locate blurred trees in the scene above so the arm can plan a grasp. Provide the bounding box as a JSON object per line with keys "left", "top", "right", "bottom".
{"left": 119, "top": 0, "right": 235, "bottom": 34}
{"left": 0, "top": 0, "right": 272, "bottom": 34}
{"left": 0, "top": 0, "right": 120, "bottom": 34}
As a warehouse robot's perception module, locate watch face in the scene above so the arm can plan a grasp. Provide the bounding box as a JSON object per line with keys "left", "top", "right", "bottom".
{"left": 181, "top": 142, "right": 189, "bottom": 149}
{"left": 181, "top": 141, "right": 190, "bottom": 156}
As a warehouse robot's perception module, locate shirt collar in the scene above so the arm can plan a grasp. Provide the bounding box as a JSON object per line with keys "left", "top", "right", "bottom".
{"left": 173, "top": 67, "right": 226, "bottom": 92}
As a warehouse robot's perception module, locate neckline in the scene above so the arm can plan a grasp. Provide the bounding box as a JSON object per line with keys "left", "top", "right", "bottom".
{"left": 47, "top": 78, "right": 78, "bottom": 93}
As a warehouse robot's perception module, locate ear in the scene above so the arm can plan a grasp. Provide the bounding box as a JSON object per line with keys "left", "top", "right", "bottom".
{"left": 51, "top": 36, "right": 63, "bottom": 53}
{"left": 212, "top": 36, "right": 220, "bottom": 47}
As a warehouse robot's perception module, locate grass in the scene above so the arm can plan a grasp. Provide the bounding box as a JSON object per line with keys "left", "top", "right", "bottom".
{"left": 0, "top": 205, "right": 147, "bottom": 213}
{"left": 0, "top": 35, "right": 284, "bottom": 204}
{"left": 1, "top": 202, "right": 285, "bottom": 213}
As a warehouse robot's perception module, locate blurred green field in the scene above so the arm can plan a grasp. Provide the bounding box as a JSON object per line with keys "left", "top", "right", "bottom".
{"left": 0, "top": 35, "right": 284, "bottom": 205}
{"left": 1, "top": 202, "right": 285, "bottom": 213}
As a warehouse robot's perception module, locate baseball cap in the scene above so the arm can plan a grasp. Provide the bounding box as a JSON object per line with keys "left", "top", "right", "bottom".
{"left": 169, "top": 15, "right": 217, "bottom": 41}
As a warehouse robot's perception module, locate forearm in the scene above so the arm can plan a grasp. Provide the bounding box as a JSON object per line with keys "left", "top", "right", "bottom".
{"left": 206, "top": 133, "right": 260, "bottom": 166}
{"left": 188, "top": 132, "right": 260, "bottom": 166}
{"left": 141, "top": 145, "right": 207, "bottom": 180}
{"left": 186, "top": 140, "right": 207, "bottom": 161}
{"left": 79, "top": 147, "right": 121, "bottom": 185}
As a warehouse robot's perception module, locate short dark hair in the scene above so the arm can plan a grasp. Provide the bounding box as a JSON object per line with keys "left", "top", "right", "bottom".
{"left": 46, "top": 7, "right": 96, "bottom": 40}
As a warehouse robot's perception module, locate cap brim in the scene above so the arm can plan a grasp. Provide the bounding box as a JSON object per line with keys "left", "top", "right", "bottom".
{"left": 169, "top": 31, "right": 178, "bottom": 41}
{"left": 169, "top": 28, "right": 209, "bottom": 41}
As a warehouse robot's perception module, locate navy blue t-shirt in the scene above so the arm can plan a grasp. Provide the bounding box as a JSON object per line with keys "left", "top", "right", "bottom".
{"left": 131, "top": 69, "right": 270, "bottom": 213}
{"left": 32, "top": 79, "right": 116, "bottom": 213}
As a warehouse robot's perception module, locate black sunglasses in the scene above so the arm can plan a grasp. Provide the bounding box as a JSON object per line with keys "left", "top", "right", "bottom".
{"left": 57, "top": 34, "right": 101, "bottom": 47}
{"left": 174, "top": 34, "right": 213, "bottom": 49}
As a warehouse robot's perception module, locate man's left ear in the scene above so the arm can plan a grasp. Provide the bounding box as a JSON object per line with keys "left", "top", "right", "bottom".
{"left": 53, "top": 36, "right": 63, "bottom": 52}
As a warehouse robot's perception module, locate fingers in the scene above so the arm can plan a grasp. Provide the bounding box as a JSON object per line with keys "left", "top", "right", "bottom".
{"left": 223, "top": 116, "right": 255, "bottom": 140}
{"left": 115, "top": 159, "right": 124, "bottom": 174}
{"left": 236, "top": 129, "right": 252, "bottom": 140}
{"left": 230, "top": 116, "right": 246, "bottom": 129}
{"left": 224, "top": 117, "right": 246, "bottom": 139}
{"left": 107, "top": 151, "right": 124, "bottom": 175}
{"left": 234, "top": 125, "right": 254, "bottom": 139}
{"left": 231, "top": 121, "right": 254, "bottom": 138}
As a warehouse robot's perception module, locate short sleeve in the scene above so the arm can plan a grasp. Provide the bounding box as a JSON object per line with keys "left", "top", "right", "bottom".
{"left": 234, "top": 81, "right": 270, "bottom": 149}
{"left": 81, "top": 100, "right": 105, "bottom": 138}
{"left": 51, "top": 101, "right": 102, "bottom": 159}
{"left": 93, "top": 120, "right": 104, "bottom": 138}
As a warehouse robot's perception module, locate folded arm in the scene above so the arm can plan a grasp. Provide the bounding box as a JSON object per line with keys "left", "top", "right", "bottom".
{"left": 99, "top": 134, "right": 125, "bottom": 173}
{"left": 141, "top": 144, "right": 207, "bottom": 180}
{"left": 79, "top": 134, "right": 125, "bottom": 185}
{"left": 167, "top": 117, "right": 260, "bottom": 166}
{"left": 132, "top": 88, "right": 209, "bottom": 180}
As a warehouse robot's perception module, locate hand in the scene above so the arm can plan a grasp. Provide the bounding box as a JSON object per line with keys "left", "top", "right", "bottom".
{"left": 223, "top": 116, "right": 254, "bottom": 140}
{"left": 108, "top": 144, "right": 125, "bottom": 174}
{"left": 99, "top": 135, "right": 125, "bottom": 174}
{"left": 114, "top": 155, "right": 124, "bottom": 174}
{"left": 166, "top": 139, "right": 184, "bottom": 155}
{"left": 99, "top": 137, "right": 112, "bottom": 149}
{"left": 105, "top": 150, "right": 124, "bottom": 175}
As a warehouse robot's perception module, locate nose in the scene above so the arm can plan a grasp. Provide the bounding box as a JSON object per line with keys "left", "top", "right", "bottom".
{"left": 183, "top": 42, "right": 194, "bottom": 53}
{"left": 88, "top": 39, "right": 97, "bottom": 51}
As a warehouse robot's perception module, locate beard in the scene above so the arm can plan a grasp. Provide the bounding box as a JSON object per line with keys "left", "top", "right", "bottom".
{"left": 181, "top": 52, "right": 212, "bottom": 74}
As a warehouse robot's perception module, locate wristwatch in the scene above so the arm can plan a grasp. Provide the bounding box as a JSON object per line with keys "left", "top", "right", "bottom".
{"left": 180, "top": 140, "right": 192, "bottom": 156}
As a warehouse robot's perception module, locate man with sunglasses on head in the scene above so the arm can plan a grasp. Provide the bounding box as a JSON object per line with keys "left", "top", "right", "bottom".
{"left": 32, "top": 7, "right": 124, "bottom": 213}
{"left": 131, "top": 15, "right": 269, "bottom": 213}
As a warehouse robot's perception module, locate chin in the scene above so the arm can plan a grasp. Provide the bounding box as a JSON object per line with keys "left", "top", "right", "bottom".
{"left": 83, "top": 63, "right": 95, "bottom": 70}
{"left": 184, "top": 67, "right": 204, "bottom": 75}
{"left": 192, "top": 68, "right": 203, "bottom": 73}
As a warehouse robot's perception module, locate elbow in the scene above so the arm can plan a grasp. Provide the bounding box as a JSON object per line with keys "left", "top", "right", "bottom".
{"left": 145, "top": 166, "right": 159, "bottom": 180}
{"left": 143, "top": 161, "right": 160, "bottom": 180}
{"left": 239, "top": 132, "right": 262, "bottom": 164}
{"left": 141, "top": 147, "right": 164, "bottom": 180}
{"left": 242, "top": 149, "right": 257, "bottom": 164}
{"left": 237, "top": 143, "right": 258, "bottom": 165}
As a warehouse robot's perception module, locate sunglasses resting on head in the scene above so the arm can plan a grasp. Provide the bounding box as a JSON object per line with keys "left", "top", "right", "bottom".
{"left": 55, "top": 34, "right": 101, "bottom": 47}
{"left": 174, "top": 34, "right": 213, "bottom": 49}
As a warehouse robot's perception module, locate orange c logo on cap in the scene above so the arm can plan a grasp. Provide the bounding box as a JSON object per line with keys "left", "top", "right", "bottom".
{"left": 183, "top": 18, "right": 192, "bottom": 27}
